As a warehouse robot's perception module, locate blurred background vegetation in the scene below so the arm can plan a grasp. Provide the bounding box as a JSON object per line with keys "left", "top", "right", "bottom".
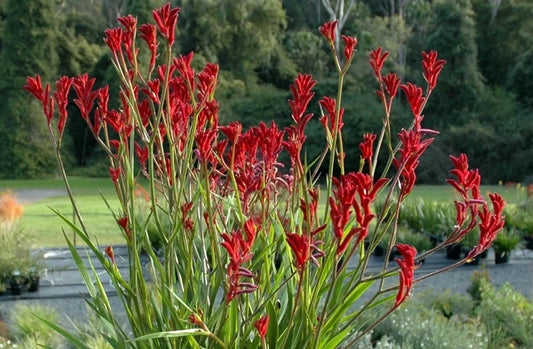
{"left": 0, "top": 0, "right": 531, "bottom": 184}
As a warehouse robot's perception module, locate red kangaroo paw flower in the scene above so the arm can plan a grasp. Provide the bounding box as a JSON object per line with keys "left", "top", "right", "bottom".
{"left": 319, "top": 21, "right": 337, "bottom": 44}
{"left": 153, "top": 3, "right": 180, "bottom": 46}
{"left": 370, "top": 47, "right": 390, "bottom": 78}
{"left": 342, "top": 35, "right": 358, "bottom": 61}
{"left": 422, "top": 50, "right": 446, "bottom": 90}
{"left": 395, "top": 244, "right": 418, "bottom": 307}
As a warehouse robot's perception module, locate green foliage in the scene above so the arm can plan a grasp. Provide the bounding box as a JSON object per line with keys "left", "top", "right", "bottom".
{"left": 221, "top": 84, "right": 291, "bottom": 128}
{"left": 374, "top": 294, "right": 488, "bottom": 349}
{"left": 473, "top": 0, "right": 533, "bottom": 92}
{"left": 477, "top": 280, "right": 533, "bottom": 348}
{"left": 0, "top": 222, "right": 43, "bottom": 291}
{"left": 423, "top": 0, "right": 486, "bottom": 128}
{"left": 397, "top": 227, "right": 432, "bottom": 252}
{"left": 0, "top": 0, "right": 60, "bottom": 178}
{"left": 398, "top": 198, "right": 455, "bottom": 239}
{"left": 505, "top": 201, "right": 533, "bottom": 236}
{"left": 284, "top": 29, "right": 328, "bottom": 76}
{"left": 11, "top": 303, "right": 64, "bottom": 348}
{"left": 180, "top": 0, "right": 288, "bottom": 83}
{"left": 493, "top": 228, "right": 522, "bottom": 253}
{"left": 467, "top": 266, "right": 491, "bottom": 304}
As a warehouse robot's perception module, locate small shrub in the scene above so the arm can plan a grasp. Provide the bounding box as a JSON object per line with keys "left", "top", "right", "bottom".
{"left": 399, "top": 199, "right": 455, "bottom": 242}
{"left": 398, "top": 227, "right": 432, "bottom": 252}
{"left": 467, "top": 266, "right": 492, "bottom": 304}
{"left": 426, "top": 290, "right": 475, "bottom": 319}
{"left": 374, "top": 298, "right": 487, "bottom": 349}
{"left": 11, "top": 303, "right": 63, "bottom": 348}
{"left": 477, "top": 280, "right": 533, "bottom": 348}
{"left": 0, "top": 224, "right": 43, "bottom": 293}
{"left": 493, "top": 228, "right": 522, "bottom": 253}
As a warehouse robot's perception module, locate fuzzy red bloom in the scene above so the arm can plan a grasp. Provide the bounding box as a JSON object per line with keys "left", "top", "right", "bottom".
{"left": 342, "top": 35, "right": 358, "bottom": 61}
{"left": 382, "top": 73, "right": 401, "bottom": 99}
{"left": 289, "top": 73, "right": 316, "bottom": 124}
{"left": 196, "top": 129, "right": 218, "bottom": 165}
{"left": 320, "top": 96, "right": 344, "bottom": 135}
{"left": 422, "top": 51, "right": 446, "bottom": 90}
{"left": 23, "top": 75, "right": 45, "bottom": 103}
{"left": 24, "top": 76, "right": 54, "bottom": 125}
{"left": 153, "top": 3, "right": 180, "bottom": 46}
{"left": 286, "top": 233, "right": 311, "bottom": 269}
{"left": 104, "top": 28, "right": 123, "bottom": 55}
{"left": 329, "top": 175, "right": 357, "bottom": 243}
{"left": 445, "top": 154, "right": 485, "bottom": 245}
{"left": 467, "top": 193, "right": 506, "bottom": 260}
{"left": 221, "top": 219, "right": 258, "bottom": 302}
{"left": 54, "top": 76, "right": 74, "bottom": 137}
{"left": 319, "top": 21, "right": 337, "bottom": 44}
{"left": 197, "top": 63, "right": 219, "bottom": 102}
{"left": 118, "top": 15, "right": 137, "bottom": 34}
{"left": 73, "top": 74, "right": 98, "bottom": 121}
{"left": 135, "top": 142, "right": 149, "bottom": 170}
{"left": 139, "top": 24, "right": 158, "bottom": 71}
{"left": 359, "top": 133, "right": 377, "bottom": 162}
{"left": 220, "top": 121, "right": 243, "bottom": 145}
{"left": 109, "top": 166, "right": 122, "bottom": 183}
{"left": 395, "top": 244, "right": 418, "bottom": 307}
{"left": 369, "top": 48, "right": 390, "bottom": 77}
{"left": 174, "top": 52, "right": 195, "bottom": 91}
{"left": 400, "top": 82, "right": 425, "bottom": 117}
{"left": 105, "top": 246, "right": 116, "bottom": 264}
{"left": 446, "top": 154, "right": 482, "bottom": 201}
{"left": 117, "top": 215, "right": 132, "bottom": 240}
{"left": 255, "top": 315, "right": 270, "bottom": 340}
{"left": 394, "top": 129, "right": 434, "bottom": 199}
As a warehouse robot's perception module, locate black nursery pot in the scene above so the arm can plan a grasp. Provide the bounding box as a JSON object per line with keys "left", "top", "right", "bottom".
{"left": 28, "top": 277, "right": 40, "bottom": 292}
{"left": 494, "top": 251, "right": 510, "bottom": 264}
{"left": 10, "top": 283, "right": 22, "bottom": 296}
{"left": 446, "top": 244, "right": 462, "bottom": 259}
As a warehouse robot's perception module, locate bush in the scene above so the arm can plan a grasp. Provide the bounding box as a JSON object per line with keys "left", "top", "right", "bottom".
{"left": 11, "top": 303, "right": 64, "bottom": 348}
{"left": 374, "top": 295, "right": 487, "bottom": 349}
{"left": 477, "top": 280, "right": 533, "bottom": 348}
{"left": 398, "top": 199, "right": 456, "bottom": 241}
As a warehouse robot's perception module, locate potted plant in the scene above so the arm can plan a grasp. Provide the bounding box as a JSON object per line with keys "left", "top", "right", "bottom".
{"left": 493, "top": 229, "right": 522, "bottom": 264}
{"left": 27, "top": 266, "right": 41, "bottom": 293}
{"left": 9, "top": 270, "right": 25, "bottom": 295}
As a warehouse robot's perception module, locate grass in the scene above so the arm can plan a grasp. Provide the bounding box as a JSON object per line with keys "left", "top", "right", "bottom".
{"left": 0, "top": 178, "right": 528, "bottom": 247}
{"left": 1, "top": 177, "right": 123, "bottom": 247}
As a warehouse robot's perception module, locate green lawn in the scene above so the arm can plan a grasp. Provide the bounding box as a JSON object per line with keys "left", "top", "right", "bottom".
{"left": 1, "top": 177, "right": 123, "bottom": 247}
{"left": 0, "top": 178, "right": 528, "bottom": 247}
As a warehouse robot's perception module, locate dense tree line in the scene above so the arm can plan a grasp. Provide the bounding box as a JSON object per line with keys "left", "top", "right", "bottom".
{"left": 0, "top": 0, "right": 531, "bottom": 183}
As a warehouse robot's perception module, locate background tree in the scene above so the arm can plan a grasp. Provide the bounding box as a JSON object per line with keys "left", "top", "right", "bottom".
{"left": 0, "top": 0, "right": 59, "bottom": 178}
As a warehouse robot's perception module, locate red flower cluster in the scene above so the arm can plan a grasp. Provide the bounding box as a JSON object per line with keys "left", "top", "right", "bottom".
{"left": 23, "top": 75, "right": 73, "bottom": 138}
{"left": 369, "top": 48, "right": 390, "bottom": 78}
{"left": 319, "top": 21, "right": 337, "bottom": 45}
{"left": 329, "top": 173, "right": 388, "bottom": 255}
{"left": 467, "top": 193, "right": 506, "bottom": 260}
{"left": 394, "top": 129, "right": 434, "bottom": 199}
{"left": 153, "top": 3, "right": 180, "bottom": 46}
{"left": 221, "top": 219, "right": 258, "bottom": 302}
{"left": 395, "top": 244, "right": 418, "bottom": 307}
{"left": 359, "top": 133, "right": 377, "bottom": 164}
{"left": 255, "top": 315, "right": 270, "bottom": 340}
{"left": 445, "top": 154, "right": 483, "bottom": 244}
{"left": 446, "top": 155, "right": 506, "bottom": 259}
{"left": 422, "top": 51, "right": 446, "bottom": 90}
